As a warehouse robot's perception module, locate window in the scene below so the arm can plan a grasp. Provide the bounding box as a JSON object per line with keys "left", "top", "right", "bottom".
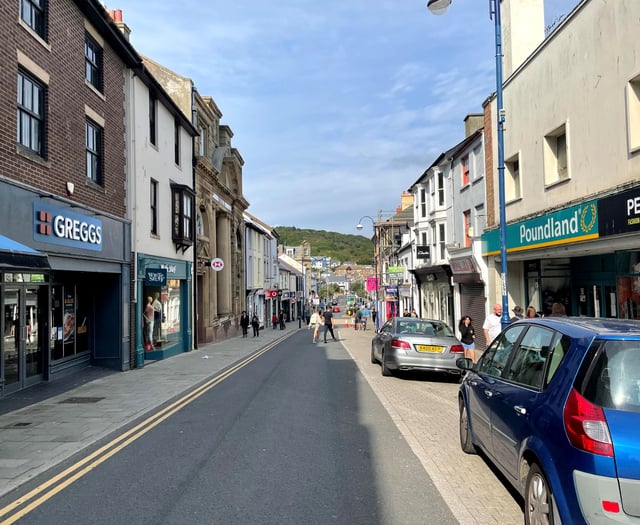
{"left": 544, "top": 124, "right": 569, "bottom": 185}
{"left": 171, "top": 184, "right": 195, "bottom": 250}
{"left": 504, "top": 326, "right": 555, "bottom": 389}
{"left": 149, "top": 95, "right": 157, "bottom": 146}
{"left": 437, "top": 172, "right": 445, "bottom": 207}
{"left": 86, "top": 119, "right": 103, "bottom": 184}
{"left": 461, "top": 155, "right": 470, "bottom": 186}
{"left": 198, "top": 126, "right": 206, "bottom": 157}
{"left": 438, "top": 223, "right": 446, "bottom": 260}
{"left": 174, "top": 120, "right": 181, "bottom": 165}
{"left": 17, "top": 70, "right": 44, "bottom": 156}
{"left": 20, "top": 0, "right": 45, "bottom": 37}
{"left": 505, "top": 153, "right": 521, "bottom": 200}
{"left": 627, "top": 76, "right": 640, "bottom": 152}
{"left": 84, "top": 34, "right": 103, "bottom": 91}
{"left": 463, "top": 210, "right": 471, "bottom": 247}
{"left": 150, "top": 179, "right": 158, "bottom": 235}
{"left": 479, "top": 325, "right": 526, "bottom": 377}
{"left": 420, "top": 188, "right": 426, "bottom": 218}
{"left": 472, "top": 145, "right": 482, "bottom": 180}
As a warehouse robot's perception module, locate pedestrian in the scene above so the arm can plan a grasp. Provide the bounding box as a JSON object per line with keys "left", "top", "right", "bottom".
{"left": 355, "top": 309, "right": 363, "bottom": 331}
{"left": 526, "top": 306, "right": 538, "bottom": 318}
{"left": 403, "top": 308, "right": 410, "bottom": 317}
{"left": 240, "top": 311, "right": 250, "bottom": 338}
{"left": 459, "top": 315, "right": 477, "bottom": 362}
{"left": 308, "top": 308, "right": 321, "bottom": 343}
{"left": 549, "top": 302, "right": 567, "bottom": 317}
{"left": 410, "top": 309, "right": 418, "bottom": 318}
{"left": 510, "top": 305, "right": 524, "bottom": 323}
{"left": 483, "top": 303, "right": 503, "bottom": 346}
{"left": 322, "top": 306, "right": 337, "bottom": 343}
{"left": 371, "top": 307, "right": 377, "bottom": 329}
{"left": 251, "top": 314, "right": 260, "bottom": 336}
{"left": 272, "top": 313, "right": 278, "bottom": 329}
{"left": 279, "top": 310, "right": 286, "bottom": 330}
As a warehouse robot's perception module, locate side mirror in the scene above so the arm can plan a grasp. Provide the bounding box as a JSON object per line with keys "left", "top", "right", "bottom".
{"left": 456, "top": 357, "right": 473, "bottom": 370}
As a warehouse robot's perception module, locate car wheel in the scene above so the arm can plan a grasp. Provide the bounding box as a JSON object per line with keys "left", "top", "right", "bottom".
{"left": 524, "top": 463, "right": 554, "bottom": 525}
{"left": 380, "top": 352, "right": 392, "bottom": 377}
{"left": 459, "top": 401, "right": 477, "bottom": 454}
{"left": 370, "top": 343, "right": 377, "bottom": 364}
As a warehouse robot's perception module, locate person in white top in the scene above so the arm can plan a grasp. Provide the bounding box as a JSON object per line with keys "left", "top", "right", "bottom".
{"left": 483, "top": 303, "right": 503, "bottom": 346}
{"left": 308, "top": 308, "right": 322, "bottom": 343}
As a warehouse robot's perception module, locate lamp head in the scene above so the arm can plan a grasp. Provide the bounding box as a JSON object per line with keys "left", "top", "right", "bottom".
{"left": 356, "top": 223, "right": 364, "bottom": 230}
{"left": 427, "top": 0, "right": 452, "bottom": 15}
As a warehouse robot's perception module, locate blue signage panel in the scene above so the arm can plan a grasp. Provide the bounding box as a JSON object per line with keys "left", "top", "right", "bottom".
{"left": 145, "top": 268, "right": 167, "bottom": 286}
{"left": 34, "top": 202, "right": 103, "bottom": 252}
{"left": 482, "top": 200, "right": 599, "bottom": 256}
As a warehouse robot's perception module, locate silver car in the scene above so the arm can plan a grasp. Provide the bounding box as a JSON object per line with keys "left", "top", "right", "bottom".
{"left": 371, "top": 317, "right": 464, "bottom": 377}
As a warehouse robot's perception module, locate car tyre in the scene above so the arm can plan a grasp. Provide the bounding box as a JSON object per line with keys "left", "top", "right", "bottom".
{"left": 459, "top": 401, "right": 477, "bottom": 454}
{"left": 524, "top": 463, "right": 554, "bottom": 525}
{"left": 370, "top": 344, "right": 377, "bottom": 364}
{"left": 381, "top": 352, "right": 392, "bottom": 377}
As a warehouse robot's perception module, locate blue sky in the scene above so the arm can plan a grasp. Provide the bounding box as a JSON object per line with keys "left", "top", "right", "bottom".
{"left": 106, "top": 0, "right": 578, "bottom": 235}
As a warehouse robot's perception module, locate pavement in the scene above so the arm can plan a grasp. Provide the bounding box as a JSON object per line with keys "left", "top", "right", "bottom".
{"left": 0, "top": 319, "right": 522, "bottom": 525}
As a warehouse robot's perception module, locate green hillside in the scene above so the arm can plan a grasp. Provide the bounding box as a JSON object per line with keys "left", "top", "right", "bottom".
{"left": 276, "top": 226, "right": 374, "bottom": 266}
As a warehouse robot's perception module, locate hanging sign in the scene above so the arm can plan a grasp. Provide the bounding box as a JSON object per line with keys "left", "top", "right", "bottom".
{"left": 210, "top": 258, "right": 224, "bottom": 271}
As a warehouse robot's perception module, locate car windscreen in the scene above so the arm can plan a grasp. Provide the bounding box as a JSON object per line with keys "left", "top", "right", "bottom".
{"left": 582, "top": 340, "right": 640, "bottom": 413}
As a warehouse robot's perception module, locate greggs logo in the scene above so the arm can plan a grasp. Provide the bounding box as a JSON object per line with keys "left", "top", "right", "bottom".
{"left": 34, "top": 203, "right": 103, "bottom": 251}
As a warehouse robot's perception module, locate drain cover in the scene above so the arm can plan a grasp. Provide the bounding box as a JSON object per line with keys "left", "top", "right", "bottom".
{"left": 59, "top": 397, "right": 104, "bottom": 404}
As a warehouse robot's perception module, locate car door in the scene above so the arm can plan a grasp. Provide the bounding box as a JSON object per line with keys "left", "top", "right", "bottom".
{"left": 373, "top": 320, "right": 393, "bottom": 361}
{"left": 467, "top": 324, "right": 526, "bottom": 457}
{"left": 489, "top": 326, "right": 556, "bottom": 480}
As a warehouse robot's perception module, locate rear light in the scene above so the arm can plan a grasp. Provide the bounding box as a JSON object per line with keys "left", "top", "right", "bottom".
{"left": 391, "top": 338, "right": 411, "bottom": 350}
{"left": 602, "top": 501, "right": 620, "bottom": 513}
{"left": 563, "top": 388, "right": 613, "bottom": 457}
{"left": 450, "top": 344, "right": 464, "bottom": 353}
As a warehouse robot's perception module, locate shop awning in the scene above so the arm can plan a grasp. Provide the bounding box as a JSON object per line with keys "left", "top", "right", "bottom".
{"left": 0, "top": 234, "right": 49, "bottom": 270}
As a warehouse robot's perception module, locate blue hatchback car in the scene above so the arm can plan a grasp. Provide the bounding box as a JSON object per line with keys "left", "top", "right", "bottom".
{"left": 456, "top": 317, "right": 640, "bottom": 525}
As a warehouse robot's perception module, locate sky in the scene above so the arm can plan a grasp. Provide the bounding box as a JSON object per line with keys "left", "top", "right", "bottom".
{"left": 106, "top": 0, "right": 579, "bottom": 235}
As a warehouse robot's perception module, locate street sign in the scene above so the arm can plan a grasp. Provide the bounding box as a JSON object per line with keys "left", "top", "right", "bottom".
{"left": 210, "top": 257, "right": 224, "bottom": 271}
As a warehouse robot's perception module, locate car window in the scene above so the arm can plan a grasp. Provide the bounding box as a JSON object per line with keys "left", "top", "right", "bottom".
{"left": 582, "top": 340, "right": 640, "bottom": 412}
{"left": 504, "top": 326, "right": 555, "bottom": 389}
{"left": 544, "top": 334, "right": 571, "bottom": 385}
{"left": 478, "top": 325, "right": 526, "bottom": 378}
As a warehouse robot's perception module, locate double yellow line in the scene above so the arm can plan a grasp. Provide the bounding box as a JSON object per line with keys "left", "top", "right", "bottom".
{"left": 0, "top": 339, "right": 282, "bottom": 524}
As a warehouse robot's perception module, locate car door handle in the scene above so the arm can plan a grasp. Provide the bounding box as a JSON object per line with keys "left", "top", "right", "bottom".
{"left": 513, "top": 405, "right": 527, "bottom": 415}
{"left": 483, "top": 390, "right": 493, "bottom": 398}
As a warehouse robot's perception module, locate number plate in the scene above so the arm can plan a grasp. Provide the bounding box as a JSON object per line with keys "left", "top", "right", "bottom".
{"left": 416, "top": 344, "right": 444, "bottom": 353}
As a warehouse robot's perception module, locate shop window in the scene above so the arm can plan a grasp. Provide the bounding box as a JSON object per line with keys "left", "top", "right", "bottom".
{"left": 171, "top": 183, "right": 195, "bottom": 252}
{"left": 51, "top": 284, "right": 89, "bottom": 360}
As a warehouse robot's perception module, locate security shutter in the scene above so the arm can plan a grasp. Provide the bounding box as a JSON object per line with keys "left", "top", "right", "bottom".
{"left": 460, "top": 283, "right": 487, "bottom": 350}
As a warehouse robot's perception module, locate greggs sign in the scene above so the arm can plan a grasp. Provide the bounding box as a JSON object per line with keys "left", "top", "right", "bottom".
{"left": 33, "top": 202, "right": 103, "bottom": 251}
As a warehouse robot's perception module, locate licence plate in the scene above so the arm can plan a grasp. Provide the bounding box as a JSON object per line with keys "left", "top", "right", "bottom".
{"left": 416, "top": 345, "right": 444, "bottom": 353}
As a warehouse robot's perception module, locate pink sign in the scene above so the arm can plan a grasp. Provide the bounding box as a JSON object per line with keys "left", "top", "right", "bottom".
{"left": 366, "top": 277, "right": 378, "bottom": 292}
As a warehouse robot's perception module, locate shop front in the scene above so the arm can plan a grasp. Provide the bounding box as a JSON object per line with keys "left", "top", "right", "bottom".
{"left": 0, "top": 183, "right": 131, "bottom": 396}
{"left": 483, "top": 185, "right": 640, "bottom": 319}
{"left": 136, "top": 254, "right": 192, "bottom": 366}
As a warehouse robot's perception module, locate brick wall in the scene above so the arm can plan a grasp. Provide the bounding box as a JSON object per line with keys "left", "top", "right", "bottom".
{"left": 1, "top": 0, "right": 127, "bottom": 218}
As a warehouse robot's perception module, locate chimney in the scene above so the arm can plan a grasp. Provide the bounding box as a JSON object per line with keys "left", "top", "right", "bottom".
{"left": 107, "top": 9, "right": 131, "bottom": 41}
{"left": 464, "top": 114, "right": 484, "bottom": 137}
{"left": 501, "top": 0, "right": 545, "bottom": 78}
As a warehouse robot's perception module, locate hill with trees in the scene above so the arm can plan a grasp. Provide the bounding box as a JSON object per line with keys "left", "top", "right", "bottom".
{"left": 276, "top": 226, "right": 373, "bottom": 266}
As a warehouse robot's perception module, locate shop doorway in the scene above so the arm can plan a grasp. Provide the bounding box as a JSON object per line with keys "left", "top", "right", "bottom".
{"left": 3, "top": 285, "right": 44, "bottom": 394}
{"left": 577, "top": 284, "right": 618, "bottom": 318}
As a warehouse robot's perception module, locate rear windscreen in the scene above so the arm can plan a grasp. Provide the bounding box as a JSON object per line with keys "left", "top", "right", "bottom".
{"left": 582, "top": 341, "right": 640, "bottom": 412}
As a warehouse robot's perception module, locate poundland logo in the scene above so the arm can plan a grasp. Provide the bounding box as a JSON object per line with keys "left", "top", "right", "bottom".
{"left": 34, "top": 203, "right": 103, "bottom": 251}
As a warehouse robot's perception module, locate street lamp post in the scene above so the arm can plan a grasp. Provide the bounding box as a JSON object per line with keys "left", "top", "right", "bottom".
{"left": 356, "top": 215, "right": 380, "bottom": 329}
{"left": 427, "top": 0, "right": 510, "bottom": 328}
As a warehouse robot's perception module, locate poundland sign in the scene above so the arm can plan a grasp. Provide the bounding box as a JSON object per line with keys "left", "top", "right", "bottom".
{"left": 482, "top": 201, "right": 599, "bottom": 256}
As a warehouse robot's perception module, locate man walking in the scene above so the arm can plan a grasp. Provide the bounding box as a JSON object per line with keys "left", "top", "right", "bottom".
{"left": 323, "top": 306, "right": 337, "bottom": 343}
{"left": 483, "top": 303, "right": 503, "bottom": 346}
